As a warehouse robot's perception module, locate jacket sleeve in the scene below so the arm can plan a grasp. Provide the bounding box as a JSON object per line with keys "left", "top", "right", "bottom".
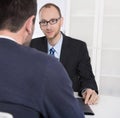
{"left": 77, "top": 42, "right": 98, "bottom": 96}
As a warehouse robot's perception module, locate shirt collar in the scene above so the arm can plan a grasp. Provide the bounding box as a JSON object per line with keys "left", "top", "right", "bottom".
{"left": 47, "top": 34, "right": 63, "bottom": 54}
{"left": 47, "top": 34, "right": 63, "bottom": 59}
{"left": 0, "top": 35, "right": 16, "bottom": 42}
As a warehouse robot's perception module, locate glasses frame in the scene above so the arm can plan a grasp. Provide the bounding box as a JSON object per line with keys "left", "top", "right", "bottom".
{"left": 39, "top": 17, "right": 61, "bottom": 26}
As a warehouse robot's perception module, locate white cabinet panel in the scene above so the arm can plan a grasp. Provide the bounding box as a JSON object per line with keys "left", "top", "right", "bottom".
{"left": 102, "top": 17, "right": 120, "bottom": 48}
{"left": 69, "top": 17, "right": 94, "bottom": 47}
{"left": 71, "top": 0, "right": 95, "bottom": 15}
{"left": 69, "top": 0, "right": 120, "bottom": 96}
{"left": 101, "top": 50, "right": 120, "bottom": 75}
{"left": 100, "top": 76, "right": 120, "bottom": 96}
{"left": 104, "top": 0, "right": 120, "bottom": 15}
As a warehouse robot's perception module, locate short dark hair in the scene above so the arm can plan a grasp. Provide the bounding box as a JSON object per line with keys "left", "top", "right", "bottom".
{"left": 39, "top": 3, "right": 62, "bottom": 17}
{"left": 0, "top": 0, "right": 37, "bottom": 32}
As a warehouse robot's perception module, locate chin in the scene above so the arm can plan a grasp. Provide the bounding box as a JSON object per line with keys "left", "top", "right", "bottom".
{"left": 46, "top": 36, "right": 54, "bottom": 40}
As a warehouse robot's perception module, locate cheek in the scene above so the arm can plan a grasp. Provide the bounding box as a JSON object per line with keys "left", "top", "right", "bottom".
{"left": 56, "top": 24, "right": 62, "bottom": 31}
{"left": 40, "top": 27, "right": 46, "bottom": 32}
{"left": 40, "top": 26, "right": 43, "bottom": 30}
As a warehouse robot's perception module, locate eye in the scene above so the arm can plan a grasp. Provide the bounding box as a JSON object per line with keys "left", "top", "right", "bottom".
{"left": 40, "top": 20, "right": 47, "bottom": 25}
{"left": 50, "top": 19, "right": 57, "bottom": 24}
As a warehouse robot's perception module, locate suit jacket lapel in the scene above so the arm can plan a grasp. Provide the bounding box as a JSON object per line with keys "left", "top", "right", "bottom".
{"left": 41, "top": 37, "right": 48, "bottom": 53}
{"left": 60, "top": 34, "right": 69, "bottom": 67}
{"left": 43, "top": 34, "right": 69, "bottom": 67}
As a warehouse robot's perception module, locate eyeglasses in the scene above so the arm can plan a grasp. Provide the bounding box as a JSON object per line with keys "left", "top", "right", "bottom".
{"left": 39, "top": 17, "right": 61, "bottom": 26}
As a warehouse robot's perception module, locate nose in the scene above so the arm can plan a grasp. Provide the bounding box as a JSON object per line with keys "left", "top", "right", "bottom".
{"left": 46, "top": 23, "right": 51, "bottom": 29}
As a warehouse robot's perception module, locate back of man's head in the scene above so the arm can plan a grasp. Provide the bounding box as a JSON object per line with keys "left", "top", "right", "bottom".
{"left": 0, "top": 0, "right": 37, "bottom": 32}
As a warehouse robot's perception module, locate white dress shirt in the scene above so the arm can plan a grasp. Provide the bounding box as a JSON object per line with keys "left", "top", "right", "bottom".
{"left": 47, "top": 34, "right": 63, "bottom": 60}
{"left": 0, "top": 35, "right": 16, "bottom": 42}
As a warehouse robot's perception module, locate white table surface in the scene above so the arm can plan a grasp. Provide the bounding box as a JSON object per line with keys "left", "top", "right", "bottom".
{"left": 85, "top": 95, "right": 120, "bottom": 118}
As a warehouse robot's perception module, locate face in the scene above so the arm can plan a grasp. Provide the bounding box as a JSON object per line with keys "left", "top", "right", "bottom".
{"left": 39, "top": 6, "right": 63, "bottom": 41}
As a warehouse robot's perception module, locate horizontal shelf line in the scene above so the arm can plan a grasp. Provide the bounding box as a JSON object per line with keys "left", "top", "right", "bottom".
{"left": 87, "top": 47, "right": 120, "bottom": 51}
{"left": 71, "top": 14, "right": 95, "bottom": 17}
{"left": 100, "top": 74, "right": 120, "bottom": 78}
{"left": 102, "top": 48, "right": 120, "bottom": 51}
{"left": 104, "top": 15, "right": 120, "bottom": 17}
{"left": 71, "top": 15, "right": 120, "bottom": 17}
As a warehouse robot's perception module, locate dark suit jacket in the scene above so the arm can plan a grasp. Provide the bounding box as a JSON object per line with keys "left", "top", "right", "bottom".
{"left": 30, "top": 33, "right": 98, "bottom": 96}
{"left": 0, "top": 38, "right": 84, "bottom": 118}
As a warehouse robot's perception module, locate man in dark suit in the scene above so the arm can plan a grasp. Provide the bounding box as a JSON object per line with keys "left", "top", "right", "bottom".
{"left": 30, "top": 3, "right": 98, "bottom": 105}
{"left": 0, "top": 0, "right": 85, "bottom": 118}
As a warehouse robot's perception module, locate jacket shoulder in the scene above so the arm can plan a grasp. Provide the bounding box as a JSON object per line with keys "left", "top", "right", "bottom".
{"left": 30, "top": 36, "right": 46, "bottom": 48}
{"left": 64, "top": 34, "right": 86, "bottom": 47}
{"left": 31, "top": 36, "right": 46, "bottom": 42}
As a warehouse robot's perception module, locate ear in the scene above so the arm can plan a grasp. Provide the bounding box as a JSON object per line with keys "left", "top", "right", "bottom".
{"left": 26, "top": 15, "right": 35, "bottom": 34}
{"left": 60, "top": 17, "right": 64, "bottom": 26}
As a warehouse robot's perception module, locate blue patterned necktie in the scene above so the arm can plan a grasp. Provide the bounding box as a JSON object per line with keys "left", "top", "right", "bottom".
{"left": 49, "top": 47, "right": 55, "bottom": 56}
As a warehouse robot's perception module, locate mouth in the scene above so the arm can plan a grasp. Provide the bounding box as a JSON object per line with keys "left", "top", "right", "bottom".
{"left": 46, "top": 31, "right": 53, "bottom": 35}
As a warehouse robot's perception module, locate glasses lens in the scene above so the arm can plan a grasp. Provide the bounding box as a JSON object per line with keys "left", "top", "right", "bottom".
{"left": 40, "top": 20, "right": 47, "bottom": 26}
{"left": 40, "top": 17, "right": 61, "bottom": 26}
{"left": 49, "top": 19, "right": 57, "bottom": 25}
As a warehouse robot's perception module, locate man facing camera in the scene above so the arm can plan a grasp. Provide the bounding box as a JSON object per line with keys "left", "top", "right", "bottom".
{"left": 30, "top": 3, "right": 99, "bottom": 105}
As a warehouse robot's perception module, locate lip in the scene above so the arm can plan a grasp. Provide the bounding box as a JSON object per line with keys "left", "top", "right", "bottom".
{"left": 46, "top": 31, "right": 53, "bottom": 35}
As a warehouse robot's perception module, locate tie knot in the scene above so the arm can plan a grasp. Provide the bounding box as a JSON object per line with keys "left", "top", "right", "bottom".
{"left": 49, "top": 47, "right": 55, "bottom": 56}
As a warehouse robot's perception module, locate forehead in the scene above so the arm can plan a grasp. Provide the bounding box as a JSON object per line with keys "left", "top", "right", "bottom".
{"left": 39, "top": 6, "right": 60, "bottom": 20}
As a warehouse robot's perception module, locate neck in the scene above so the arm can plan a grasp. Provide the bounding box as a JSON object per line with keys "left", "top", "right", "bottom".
{"left": 0, "top": 30, "right": 24, "bottom": 45}
{"left": 48, "top": 32, "right": 61, "bottom": 46}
